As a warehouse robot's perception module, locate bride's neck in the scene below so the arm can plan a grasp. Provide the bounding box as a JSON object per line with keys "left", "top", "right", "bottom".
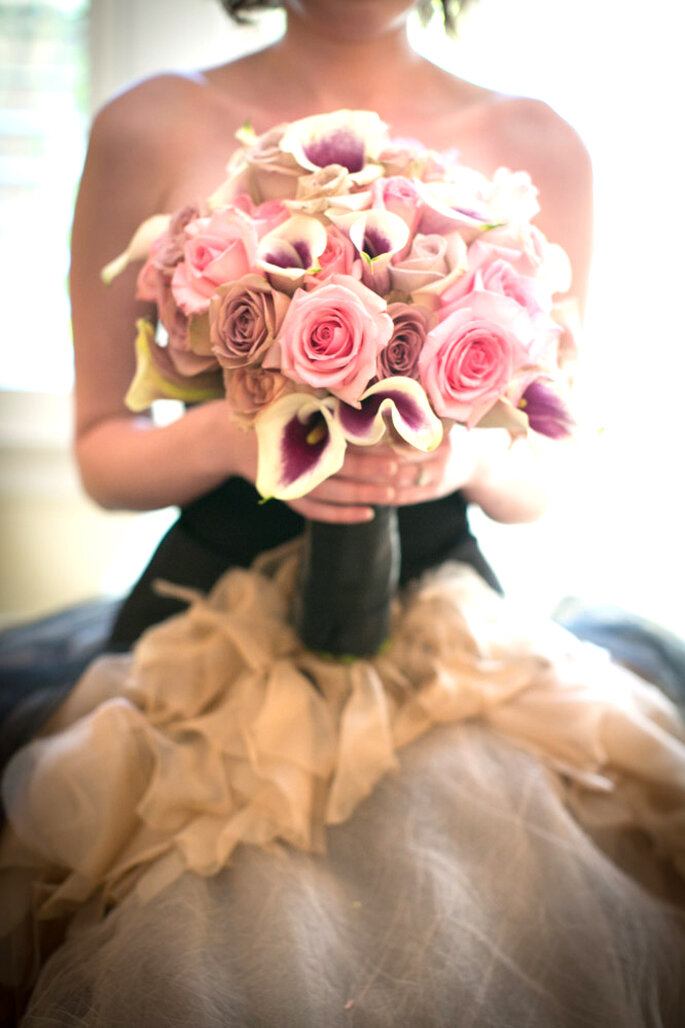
{"left": 261, "top": 13, "right": 426, "bottom": 114}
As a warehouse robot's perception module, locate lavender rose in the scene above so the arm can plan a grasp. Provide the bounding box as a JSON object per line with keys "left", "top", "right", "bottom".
{"left": 378, "top": 302, "right": 430, "bottom": 380}
{"left": 153, "top": 203, "right": 205, "bottom": 276}
{"left": 210, "top": 274, "right": 289, "bottom": 369}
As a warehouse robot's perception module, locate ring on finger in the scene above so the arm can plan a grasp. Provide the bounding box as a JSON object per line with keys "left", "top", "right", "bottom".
{"left": 415, "top": 465, "right": 430, "bottom": 488}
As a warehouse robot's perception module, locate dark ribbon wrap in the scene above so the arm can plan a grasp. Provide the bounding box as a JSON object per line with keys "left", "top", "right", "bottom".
{"left": 294, "top": 506, "right": 400, "bottom": 657}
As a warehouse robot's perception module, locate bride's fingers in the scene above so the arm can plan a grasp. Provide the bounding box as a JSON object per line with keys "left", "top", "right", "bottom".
{"left": 308, "top": 476, "right": 397, "bottom": 505}
{"left": 288, "top": 496, "right": 375, "bottom": 523}
{"left": 338, "top": 448, "right": 401, "bottom": 481}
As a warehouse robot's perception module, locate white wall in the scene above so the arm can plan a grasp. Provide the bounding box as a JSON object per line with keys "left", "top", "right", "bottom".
{"left": 416, "top": 0, "right": 685, "bottom": 635}
{"left": 88, "top": 0, "right": 283, "bottom": 111}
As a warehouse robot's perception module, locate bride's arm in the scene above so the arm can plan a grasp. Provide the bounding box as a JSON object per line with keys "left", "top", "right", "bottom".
{"left": 70, "top": 87, "right": 256, "bottom": 512}
{"left": 459, "top": 99, "right": 594, "bottom": 523}
{"left": 70, "top": 84, "right": 398, "bottom": 523}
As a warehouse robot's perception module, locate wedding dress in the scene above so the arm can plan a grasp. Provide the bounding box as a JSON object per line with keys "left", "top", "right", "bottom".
{"left": 1, "top": 484, "right": 684, "bottom": 1026}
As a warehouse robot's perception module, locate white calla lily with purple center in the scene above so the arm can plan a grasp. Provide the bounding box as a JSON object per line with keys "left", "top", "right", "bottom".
{"left": 415, "top": 176, "right": 493, "bottom": 239}
{"left": 254, "top": 377, "right": 443, "bottom": 500}
{"left": 335, "top": 377, "right": 443, "bottom": 452}
{"left": 347, "top": 209, "right": 410, "bottom": 293}
{"left": 255, "top": 392, "right": 346, "bottom": 501}
{"left": 256, "top": 214, "right": 328, "bottom": 294}
{"left": 278, "top": 110, "right": 389, "bottom": 185}
{"left": 348, "top": 209, "right": 410, "bottom": 267}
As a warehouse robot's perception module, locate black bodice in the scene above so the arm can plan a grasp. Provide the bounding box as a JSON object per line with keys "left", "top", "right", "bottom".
{"left": 108, "top": 477, "right": 499, "bottom": 650}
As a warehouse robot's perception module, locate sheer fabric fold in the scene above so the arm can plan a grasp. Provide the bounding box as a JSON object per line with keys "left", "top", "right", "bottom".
{"left": 1, "top": 543, "right": 684, "bottom": 1023}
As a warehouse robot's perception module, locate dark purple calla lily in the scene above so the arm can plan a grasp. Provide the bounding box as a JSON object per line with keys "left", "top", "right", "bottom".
{"left": 519, "top": 379, "right": 574, "bottom": 438}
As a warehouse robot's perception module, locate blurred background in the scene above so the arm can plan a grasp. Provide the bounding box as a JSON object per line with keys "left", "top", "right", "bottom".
{"left": 0, "top": 0, "right": 682, "bottom": 634}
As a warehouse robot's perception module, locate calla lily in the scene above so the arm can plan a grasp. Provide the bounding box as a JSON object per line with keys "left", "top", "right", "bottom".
{"left": 336, "top": 377, "right": 443, "bottom": 452}
{"left": 415, "top": 177, "right": 491, "bottom": 240}
{"left": 347, "top": 209, "right": 410, "bottom": 293}
{"left": 348, "top": 209, "right": 410, "bottom": 265}
{"left": 517, "top": 379, "right": 575, "bottom": 439}
{"left": 254, "top": 392, "right": 346, "bottom": 500}
{"left": 101, "top": 214, "right": 171, "bottom": 285}
{"left": 279, "top": 110, "right": 389, "bottom": 185}
{"left": 256, "top": 214, "right": 328, "bottom": 294}
{"left": 208, "top": 149, "right": 250, "bottom": 209}
{"left": 325, "top": 190, "right": 373, "bottom": 213}
{"left": 472, "top": 396, "right": 530, "bottom": 439}
{"left": 125, "top": 320, "right": 224, "bottom": 412}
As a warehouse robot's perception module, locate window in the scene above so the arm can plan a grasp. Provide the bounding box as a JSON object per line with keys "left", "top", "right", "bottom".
{"left": 0, "top": 0, "right": 89, "bottom": 392}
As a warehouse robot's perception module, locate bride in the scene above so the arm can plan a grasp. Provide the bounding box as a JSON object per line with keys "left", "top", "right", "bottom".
{"left": 1, "top": 1, "right": 684, "bottom": 1024}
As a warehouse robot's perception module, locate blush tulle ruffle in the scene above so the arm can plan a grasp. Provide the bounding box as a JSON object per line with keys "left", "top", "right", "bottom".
{"left": 1, "top": 543, "right": 684, "bottom": 1022}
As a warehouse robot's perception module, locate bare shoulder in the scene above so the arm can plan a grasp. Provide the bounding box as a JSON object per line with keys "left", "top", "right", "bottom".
{"left": 426, "top": 68, "right": 592, "bottom": 197}
{"left": 468, "top": 94, "right": 594, "bottom": 309}
{"left": 456, "top": 96, "right": 596, "bottom": 310}
{"left": 90, "top": 75, "right": 222, "bottom": 200}
{"left": 486, "top": 96, "right": 592, "bottom": 185}
{"left": 88, "top": 74, "right": 206, "bottom": 165}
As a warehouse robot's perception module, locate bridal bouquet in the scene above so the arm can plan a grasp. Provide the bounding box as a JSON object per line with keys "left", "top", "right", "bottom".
{"left": 104, "top": 109, "right": 576, "bottom": 654}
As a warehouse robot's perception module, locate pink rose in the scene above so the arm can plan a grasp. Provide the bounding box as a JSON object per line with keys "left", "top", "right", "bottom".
{"left": 478, "top": 226, "right": 572, "bottom": 296}
{"left": 372, "top": 176, "right": 424, "bottom": 236}
{"left": 275, "top": 275, "right": 393, "bottom": 404}
{"left": 136, "top": 256, "right": 217, "bottom": 377}
{"left": 419, "top": 290, "right": 534, "bottom": 426}
{"left": 171, "top": 207, "right": 259, "bottom": 316}
{"left": 305, "top": 226, "right": 356, "bottom": 284}
{"left": 439, "top": 246, "right": 561, "bottom": 362}
{"left": 378, "top": 138, "right": 427, "bottom": 178}
{"left": 389, "top": 233, "right": 450, "bottom": 292}
{"left": 378, "top": 303, "right": 429, "bottom": 380}
{"left": 440, "top": 251, "right": 548, "bottom": 322}
{"left": 232, "top": 195, "right": 290, "bottom": 238}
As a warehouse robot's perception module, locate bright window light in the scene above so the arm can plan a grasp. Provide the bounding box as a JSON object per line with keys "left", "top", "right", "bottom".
{"left": 0, "top": 0, "right": 89, "bottom": 391}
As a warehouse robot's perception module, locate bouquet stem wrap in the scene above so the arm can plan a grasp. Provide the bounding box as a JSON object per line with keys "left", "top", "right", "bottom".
{"left": 294, "top": 507, "right": 400, "bottom": 658}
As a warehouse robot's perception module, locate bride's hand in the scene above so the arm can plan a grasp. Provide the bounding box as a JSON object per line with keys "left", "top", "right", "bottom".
{"left": 287, "top": 426, "right": 481, "bottom": 524}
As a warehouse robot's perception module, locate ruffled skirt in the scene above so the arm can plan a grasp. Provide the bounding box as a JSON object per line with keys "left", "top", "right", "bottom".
{"left": 1, "top": 544, "right": 684, "bottom": 1025}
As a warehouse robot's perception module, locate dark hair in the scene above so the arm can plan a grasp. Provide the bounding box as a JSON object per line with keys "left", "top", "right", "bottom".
{"left": 218, "top": 1, "right": 469, "bottom": 35}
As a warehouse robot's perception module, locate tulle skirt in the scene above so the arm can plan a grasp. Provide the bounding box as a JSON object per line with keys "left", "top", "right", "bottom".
{"left": 1, "top": 542, "right": 684, "bottom": 1025}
